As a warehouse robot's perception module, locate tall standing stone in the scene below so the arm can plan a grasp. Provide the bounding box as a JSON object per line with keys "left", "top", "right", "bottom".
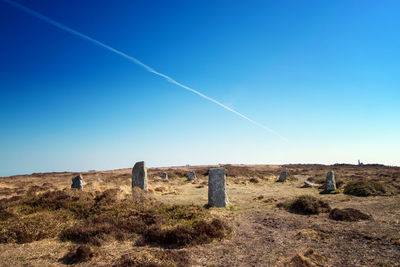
{"left": 162, "top": 172, "right": 168, "bottom": 180}
{"left": 71, "top": 174, "right": 84, "bottom": 190}
{"left": 132, "top": 161, "right": 148, "bottom": 191}
{"left": 188, "top": 171, "right": 196, "bottom": 181}
{"left": 277, "top": 171, "right": 287, "bottom": 182}
{"left": 325, "top": 171, "right": 337, "bottom": 192}
{"left": 208, "top": 168, "right": 229, "bottom": 207}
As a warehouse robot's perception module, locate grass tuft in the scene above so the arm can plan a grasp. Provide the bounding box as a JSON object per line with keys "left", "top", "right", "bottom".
{"left": 249, "top": 178, "right": 260, "bottom": 183}
{"left": 113, "top": 250, "right": 189, "bottom": 267}
{"left": 344, "top": 180, "right": 389, "bottom": 197}
{"left": 278, "top": 195, "right": 331, "bottom": 215}
{"left": 143, "top": 218, "right": 229, "bottom": 248}
{"left": 60, "top": 245, "right": 94, "bottom": 264}
{"left": 329, "top": 208, "right": 372, "bottom": 221}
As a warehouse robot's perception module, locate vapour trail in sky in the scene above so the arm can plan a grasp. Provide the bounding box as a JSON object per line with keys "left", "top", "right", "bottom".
{"left": 2, "top": 0, "right": 286, "bottom": 141}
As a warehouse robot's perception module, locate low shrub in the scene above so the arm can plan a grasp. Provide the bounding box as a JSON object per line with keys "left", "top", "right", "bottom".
{"left": 143, "top": 218, "right": 228, "bottom": 248}
{"left": 60, "top": 245, "right": 94, "bottom": 264}
{"left": 0, "top": 188, "right": 229, "bottom": 248}
{"left": 60, "top": 218, "right": 115, "bottom": 246}
{"left": 61, "top": 200, "right": 227, "bottom": 248}
{"left": 145, "top": 224, "right": 193, "bottom": 248}
{"left": 163, "top": 205, "right": 204, "bottom": 221}
{"left": 21, "top": 189, "right": 94, "bottom": 218}
{"left": 113, "top": 250, "right": 189, "bottom": 267}
{"left": 0, "top": 210, "right": 15, "bottom": 221}
{"left": 194, "top": 218, "right": 227, "bottom": 242}
{"left": 329, "top": 208, "right": 372, "bottom": 221}
{"left": 278, "top": 195, "right": 331, "bottom": 215}
{"left": 0, "top": 211, "right": 68, "bottom": 243}
{"left": 26, "top": 185, "right": 45, "bottom": 195}
{"left": 344, "top": 180, "right": 388, "bottom": 197}
{"left": 249, "top": 178, "right": 260, "bottom": 183}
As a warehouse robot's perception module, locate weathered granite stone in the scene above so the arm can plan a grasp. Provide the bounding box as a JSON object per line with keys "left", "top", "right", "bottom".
{"left": 132, "top": 161, "right": 148, "bottom": 191}
{"left": 71, "top": 174, "right": 84, "bottom": 190}
{"left": 188, "top": 171, "right": 196, "bottom": 181}
{"left": 325, "top": 171, "right": 336, "bottom": 192}
{"left": 208, "top": 168, "right": 229, "bottom": 207}
{"left": 277, "top": 171, "right": 287, "bottom": 182}
{"left": 303, "top": 180, "right": 320, "bottom": 188}
{"left": 162, "top": 172, "right": 168, "bottom": 180}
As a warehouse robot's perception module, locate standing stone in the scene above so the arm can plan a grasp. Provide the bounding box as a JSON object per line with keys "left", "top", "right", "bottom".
{"left": 71, "top": 174, "right": 84, "bottom": 190}
{"left": 188, "top": 171, "right": 196, "bottom": 181}
{"left": 208, "top": 168, "right": 229, "bottom": 207}
{"left": 325, "top": 171, "right": 337, "bottom": 192}
{"left": 132, "top": 161, "right": 148, "bottom": 191}
{"left": 162, "top": 172, "right": 168, "bottom": 180}
{"left": 277, "top": 171, "right": 287, "bottom": 182}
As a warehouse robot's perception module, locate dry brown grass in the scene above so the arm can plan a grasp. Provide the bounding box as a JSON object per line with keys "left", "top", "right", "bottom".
{"left": 286, "top": 247, "right": 327, "bottom": 267}
{"left": 0, "top": 163, "right": 400, "bottom": 266}
{"left": 1, "top": 188, "right": 229, "bottom": 249}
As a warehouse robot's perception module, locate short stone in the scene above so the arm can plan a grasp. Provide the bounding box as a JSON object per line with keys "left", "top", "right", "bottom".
{"left": 208, "top": 168, "right": 229, "bottom": 207}
{"left": 71, "top": 174, "right": 84, "bottom": 190}
{"left": 162, "top": 172, "right": 168, "bottom": 180}
{"left": 277, "top": 171, "right": 287, "bottom": 182}
{"left": 303, "top": 180, "right": 320, "bottom": 188}
{"left": 188, "top": 171, "right": 196, "bottom": 181}
{"left": 132, "top": 161, "right": 148, "bottom": 191}
{"left": 325, "top": 171, "right": 336, "bottom": 192}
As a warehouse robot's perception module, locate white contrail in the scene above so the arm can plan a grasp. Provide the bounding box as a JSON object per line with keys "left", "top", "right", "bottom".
{"left": 2, "top": 0, "right": 286, "bottom": 141}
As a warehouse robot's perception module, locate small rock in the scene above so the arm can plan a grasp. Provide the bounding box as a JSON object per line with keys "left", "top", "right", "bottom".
{"left": 303, "top": 180, "right": 321, "bottom": 188}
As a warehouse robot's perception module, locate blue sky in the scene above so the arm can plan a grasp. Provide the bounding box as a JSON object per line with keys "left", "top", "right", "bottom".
{"left": 1, "top": 0, "right": 399, "bottom": 176}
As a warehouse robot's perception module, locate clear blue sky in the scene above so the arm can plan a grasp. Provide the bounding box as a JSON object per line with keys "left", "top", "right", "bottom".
{"left": 1, "top": 0, "right": 399, "bottom": 176}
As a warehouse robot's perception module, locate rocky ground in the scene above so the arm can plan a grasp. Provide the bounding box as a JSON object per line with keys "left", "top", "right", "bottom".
{"left": 0, "top": 164, "right": 399, "bottom": 266}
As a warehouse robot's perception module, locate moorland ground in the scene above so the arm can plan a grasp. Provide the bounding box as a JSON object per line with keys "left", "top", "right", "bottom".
{"left": 1, "top": 164, "right": 400, "bottom": 266}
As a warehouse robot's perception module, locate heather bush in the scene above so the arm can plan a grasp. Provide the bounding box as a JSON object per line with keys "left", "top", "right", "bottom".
{"left": 329, "top": 208, "right": 372, "bottom": 221}
{"left": 60, "top": 245, "right": 94, "bottom": 264}
{"left": 278, "top": 195, "right": 331, "bottom": 215}
{"left": 344, "top": 180, "right": 388, "bottom": 196}
{"left": 0, "top": 188, "right": 230, "bottom": 247}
